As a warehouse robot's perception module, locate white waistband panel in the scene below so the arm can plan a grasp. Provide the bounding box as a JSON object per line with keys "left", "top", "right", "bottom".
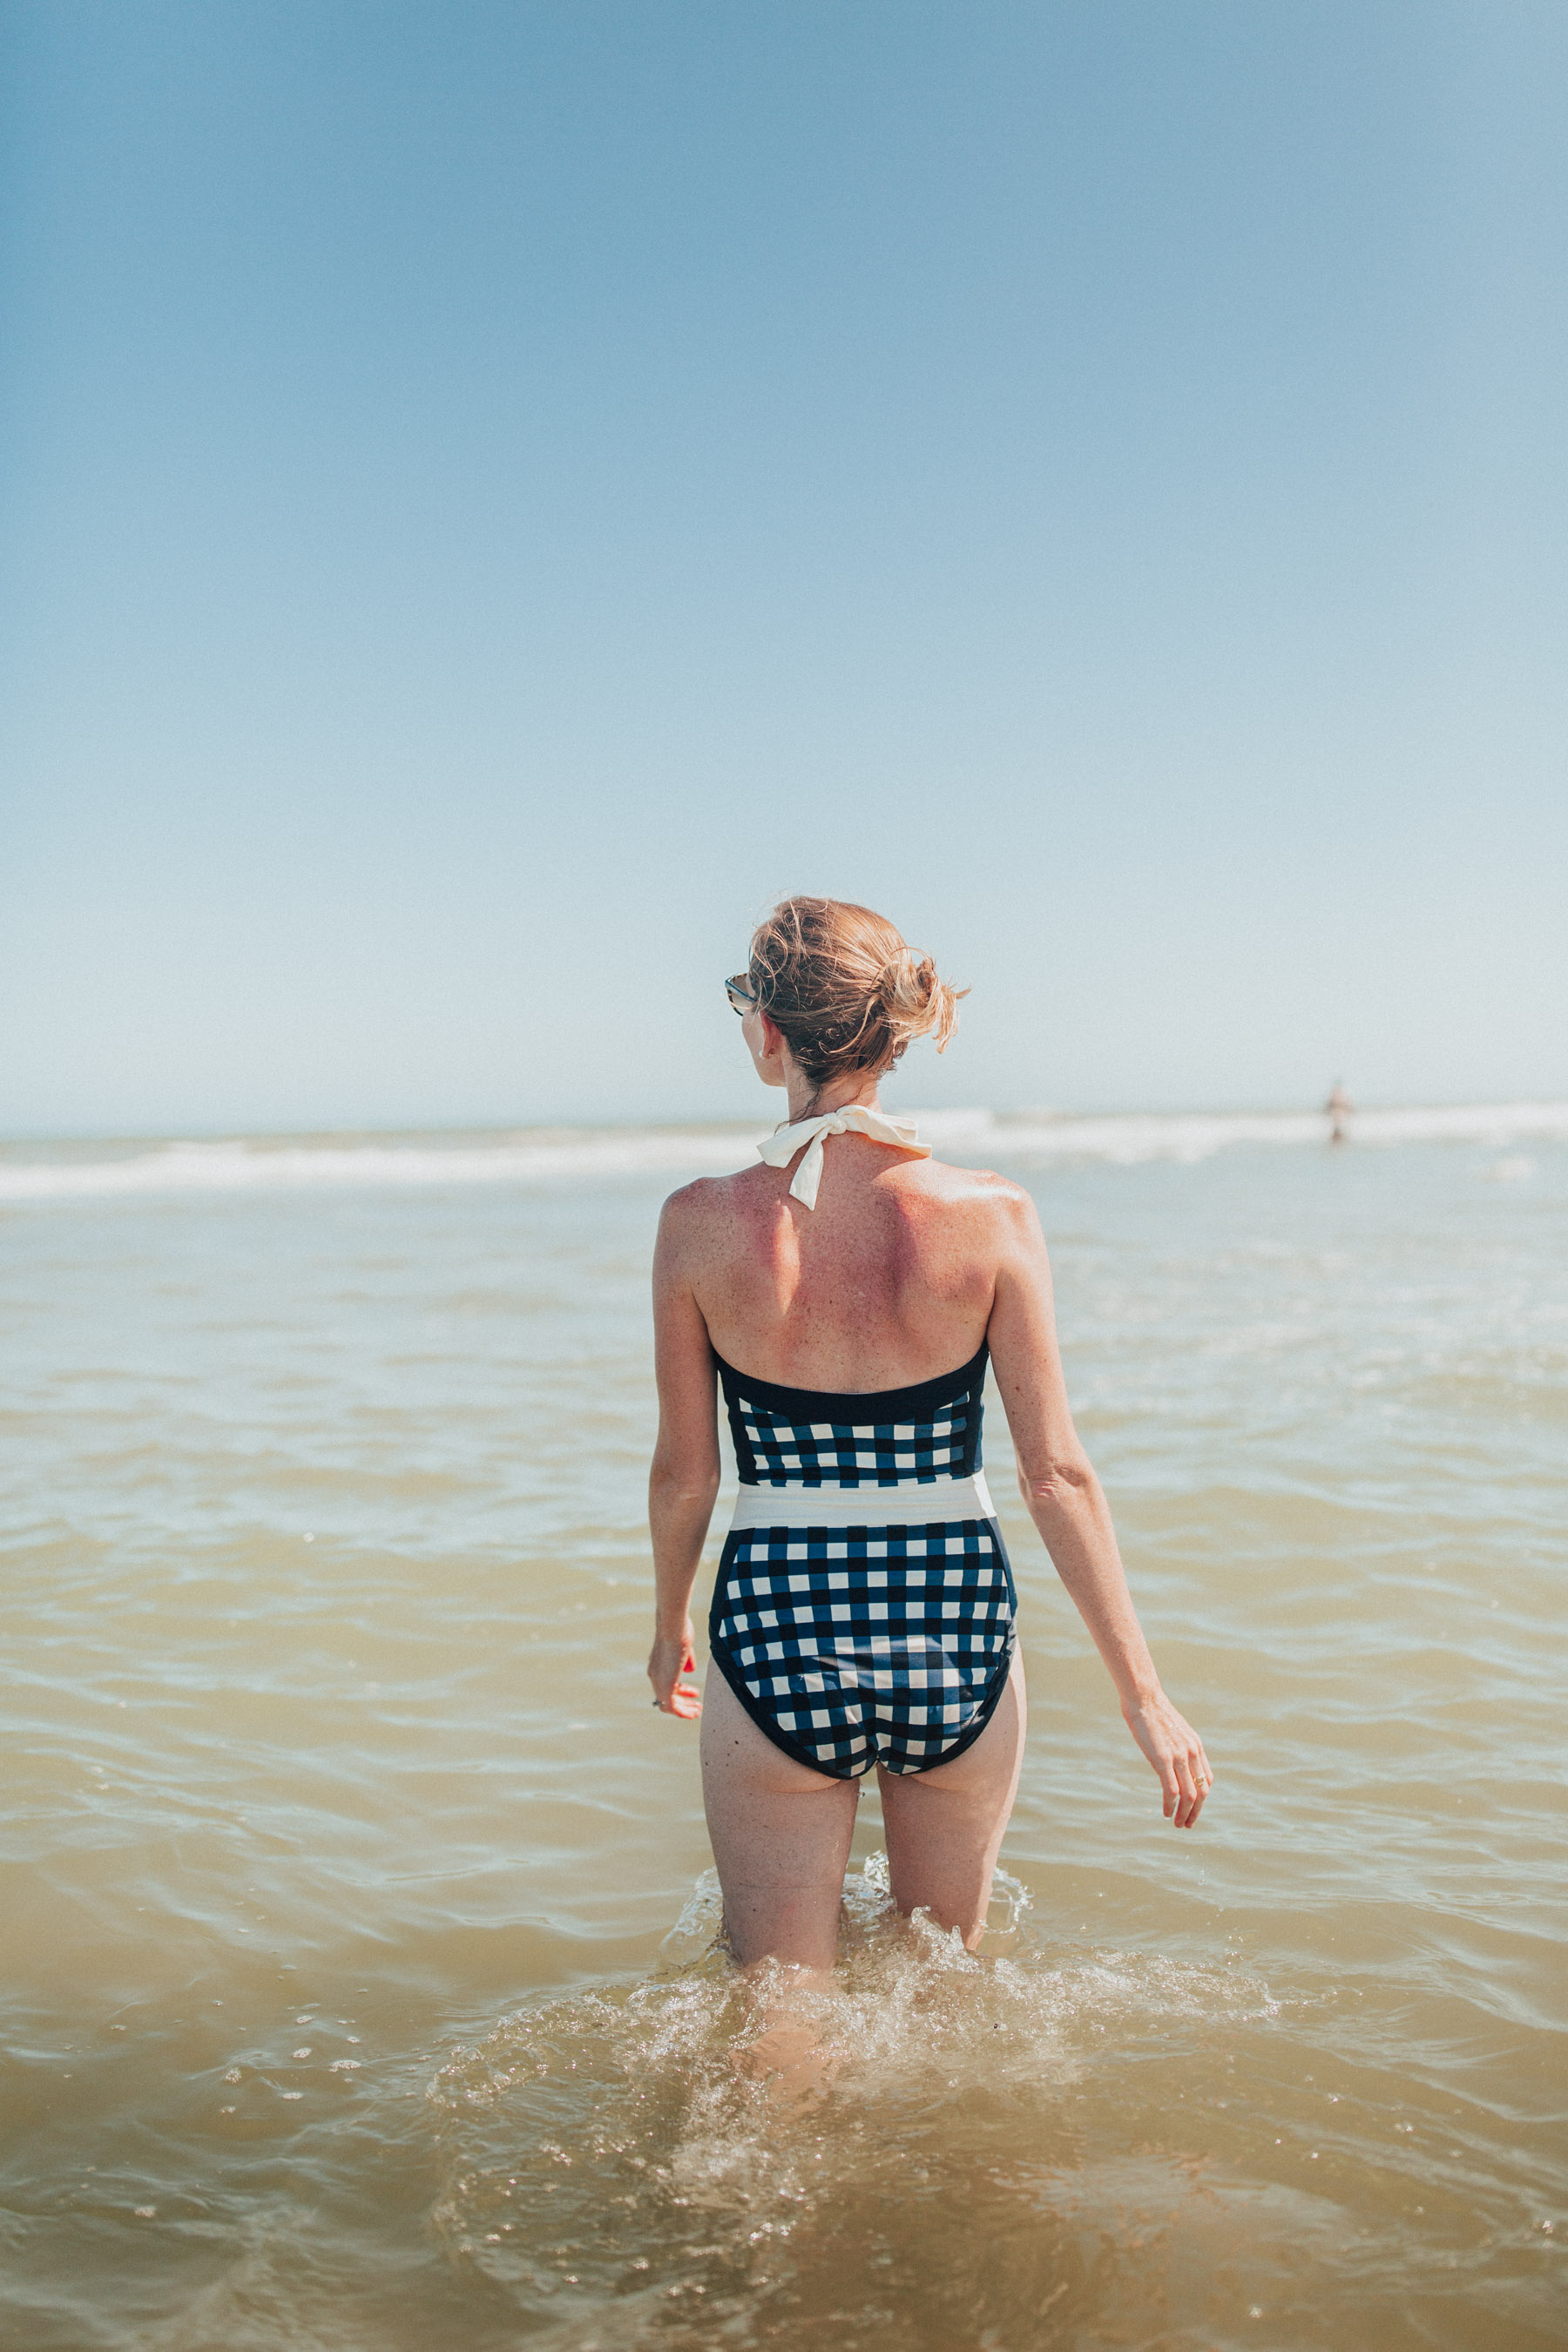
{"left": 729, "top": 1470, "right": 997, "bottom": 1531}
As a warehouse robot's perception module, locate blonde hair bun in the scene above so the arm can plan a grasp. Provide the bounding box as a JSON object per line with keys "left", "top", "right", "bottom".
{"left": 879, "top": 946, "right": 959, "bottom": 1054}
{"left": 747, "top": 897, "right": 965, "bottom": 1084}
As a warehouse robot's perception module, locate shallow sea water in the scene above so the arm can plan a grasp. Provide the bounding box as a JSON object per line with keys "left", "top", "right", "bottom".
{"left": 1, "top": 1120, "right": 1565, "bottom": 2350}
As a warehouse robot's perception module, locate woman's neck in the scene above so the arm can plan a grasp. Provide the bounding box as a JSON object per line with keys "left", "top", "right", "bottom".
{"left": 785, "top": 1068, "right": 883, "bottom": 1124}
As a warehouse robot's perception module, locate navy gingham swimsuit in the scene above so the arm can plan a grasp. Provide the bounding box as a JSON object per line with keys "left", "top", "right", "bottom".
{"left": 706, "top": 1345, "right": 1017, "bottom": 1779}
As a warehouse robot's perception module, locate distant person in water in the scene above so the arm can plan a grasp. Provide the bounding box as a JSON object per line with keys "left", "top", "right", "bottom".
{"left": 1326, "top": 1082, "right": 1354, "bottom": 1146}
{"left": 645, "top": 896, "right": 1211, "bottom": 2035}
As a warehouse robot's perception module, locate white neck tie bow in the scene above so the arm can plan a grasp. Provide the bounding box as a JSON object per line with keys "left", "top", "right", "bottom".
{"left": 754, "top": 1103, "right": 929, "bottom": 1209}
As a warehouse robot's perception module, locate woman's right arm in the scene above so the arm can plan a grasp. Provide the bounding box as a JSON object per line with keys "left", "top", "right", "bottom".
{"left": 983, "top": 1185, "right": 1213, "bottom": 1827}
{"left": 647, "top": 1186, "right": 723, "bottom": 1718}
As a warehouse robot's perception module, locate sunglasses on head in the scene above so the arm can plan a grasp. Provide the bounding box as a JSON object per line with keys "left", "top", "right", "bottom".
{"left": 725, "top": 973, "right": 756, "bottom": 1015}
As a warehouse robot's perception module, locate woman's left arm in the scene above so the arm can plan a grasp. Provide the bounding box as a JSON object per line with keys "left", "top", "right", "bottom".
{"left": 986, "top": 1185, "right": 1213, "bottom": 1827}
{"left": 647, "top": 1187, "right": 722, "bottom": 1717}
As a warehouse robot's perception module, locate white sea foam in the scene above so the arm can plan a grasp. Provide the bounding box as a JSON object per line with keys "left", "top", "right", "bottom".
{"left": 1, "top": 1099, "right": 1565, "bottom": 1201}
{"left": 0, "top": 1128, "right": 767, "bottom": 1201}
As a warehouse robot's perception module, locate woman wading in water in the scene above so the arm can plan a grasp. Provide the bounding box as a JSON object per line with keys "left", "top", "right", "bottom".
{"left": 647, "top": 897, "right": 1209, "bottom": 2067}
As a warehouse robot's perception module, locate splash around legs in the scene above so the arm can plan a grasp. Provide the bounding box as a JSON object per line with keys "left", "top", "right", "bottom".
{"left": 700, "top": 1656, "right": 1028, "bottom": 2099}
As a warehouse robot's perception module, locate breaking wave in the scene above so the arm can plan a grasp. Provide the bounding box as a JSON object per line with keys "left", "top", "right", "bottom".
{"left": 2, "top": 1099, "right": 1565, "bottom": 1201}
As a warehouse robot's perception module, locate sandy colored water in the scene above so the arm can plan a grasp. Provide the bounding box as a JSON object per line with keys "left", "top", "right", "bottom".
{"left": 1, "top": 1124, "right": 1564, "bottom": 2349}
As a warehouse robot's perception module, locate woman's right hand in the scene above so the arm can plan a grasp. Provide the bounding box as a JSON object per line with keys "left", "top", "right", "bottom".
{"left": 1121, "top": 1687, "right": 1212, "bottom": 1827}
{"left": 647, "top": 1625, "right": 702, "bottom": 1718}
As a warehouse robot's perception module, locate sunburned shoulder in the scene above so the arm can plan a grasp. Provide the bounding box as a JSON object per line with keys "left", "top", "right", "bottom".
{"left": 661, "top": 1161, "right": 774, "bottom": 1206}
{"left": 892, "top": 1157, "right": 1046, "bottom": 1246}
{"left": 901, "top": 1157, "right": 1036, "bottom": 1213}
{"left": 657, "top": 1166, "right": 764, "bottom": 1238}
{"left": 659, "top": 1172, "right": 724, "bottom": 1223}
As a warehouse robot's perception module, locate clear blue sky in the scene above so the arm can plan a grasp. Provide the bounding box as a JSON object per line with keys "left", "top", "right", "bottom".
{"left": 3, "top": 1, "right": 1565, "bottom": 1133}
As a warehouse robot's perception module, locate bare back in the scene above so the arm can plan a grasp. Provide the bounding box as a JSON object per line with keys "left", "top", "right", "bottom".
{"left": 670, "top": 1132, "right": 1017, "bottom": 1391}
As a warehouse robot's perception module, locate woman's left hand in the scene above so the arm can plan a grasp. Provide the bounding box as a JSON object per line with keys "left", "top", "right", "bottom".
{"left": 648, "top": 1625, "right": 702, "bottom": 1718}
{"left": 1121, "top": 1687, "right": 1212, "bottom": 1826}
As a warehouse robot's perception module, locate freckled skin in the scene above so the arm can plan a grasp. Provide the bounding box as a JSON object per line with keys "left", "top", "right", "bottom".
{"left": 670, "top": 1139, "right": 1015, "bottom": 1392}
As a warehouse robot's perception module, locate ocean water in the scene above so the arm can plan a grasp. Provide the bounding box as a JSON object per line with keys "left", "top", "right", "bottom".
{"left": 1, "top": 1105, "right": 1565, "bottom": 2352}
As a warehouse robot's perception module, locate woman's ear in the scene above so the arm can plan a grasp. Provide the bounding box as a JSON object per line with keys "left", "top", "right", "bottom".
{"left": 744, "top": 1007, "right": 789, "bottom": 1088}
